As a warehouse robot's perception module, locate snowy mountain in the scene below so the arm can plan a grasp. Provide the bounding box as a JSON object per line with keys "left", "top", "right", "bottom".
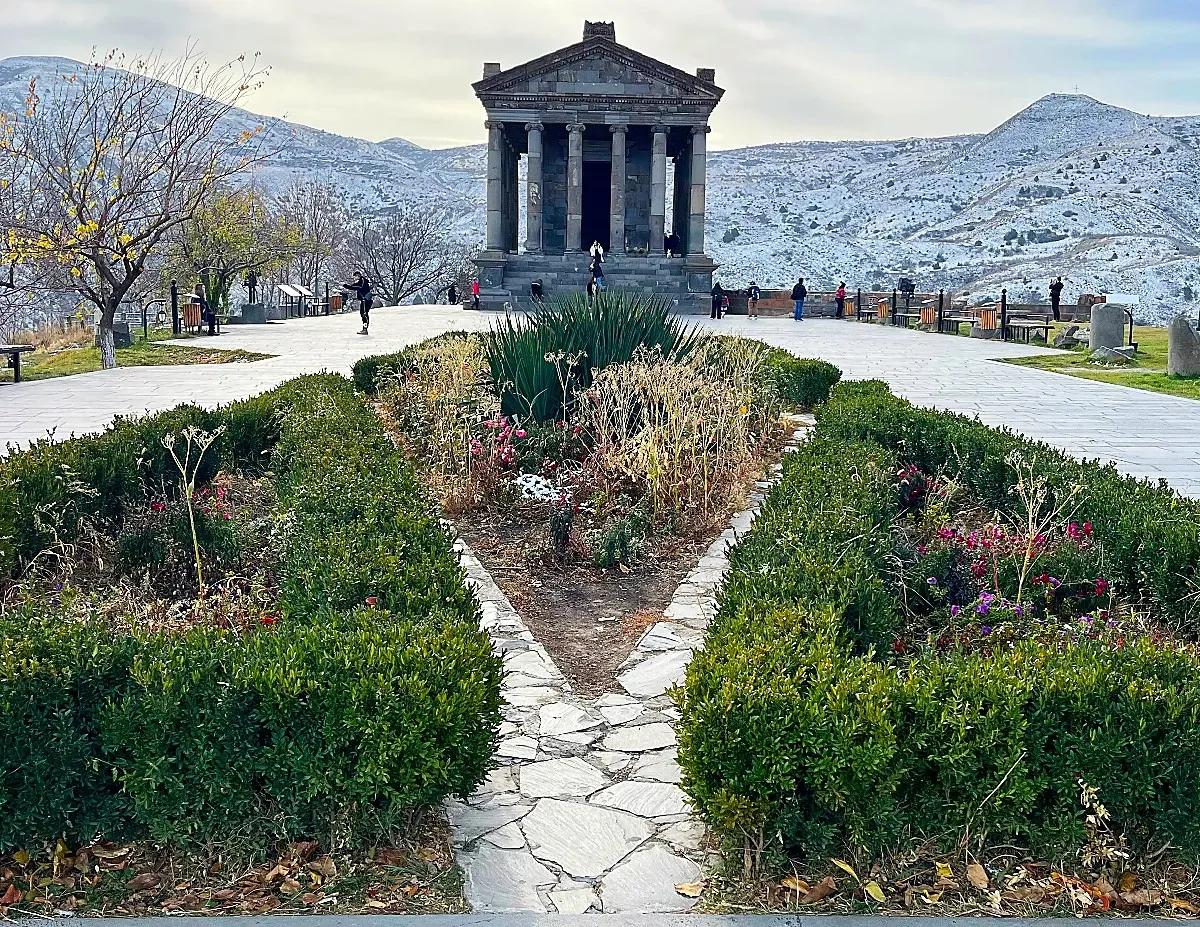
{"left": 3, "top": 55, "right": 1197, "bottom": 321}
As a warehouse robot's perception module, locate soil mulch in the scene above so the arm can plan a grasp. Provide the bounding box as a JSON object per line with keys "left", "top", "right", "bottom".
{"left": 0, "top": 816, "right": 466, "bottom": 918}
{"left": 458, "top": 506, "right": 716, "bottom": 698}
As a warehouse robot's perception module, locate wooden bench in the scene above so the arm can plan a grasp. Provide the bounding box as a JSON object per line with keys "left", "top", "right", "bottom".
{"left": 1, "top": 344, "right": 34, "bottom": 383}
{"left": 1005, "top": 315, "right": 1053, "bottom": 343}
{"left": 939, "top": 314, "right": 977, "bottom": 335}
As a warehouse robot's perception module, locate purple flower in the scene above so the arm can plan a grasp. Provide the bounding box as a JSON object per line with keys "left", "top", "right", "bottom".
{"left": 977, "top": 602, "right": 992, "bottom": 616}
{"left": 950, "top": 605, "right": 961, "bottom": 617}
{"left": 981, "top": 626, "right": 993, "bottom": 636}
{"left": 927, "top": 577, "right": 938, "bottom": 586}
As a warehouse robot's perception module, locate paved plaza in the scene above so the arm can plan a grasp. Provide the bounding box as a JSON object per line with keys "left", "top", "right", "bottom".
{"left": 2, "top": 309, "right": 1197, "bottom": 496}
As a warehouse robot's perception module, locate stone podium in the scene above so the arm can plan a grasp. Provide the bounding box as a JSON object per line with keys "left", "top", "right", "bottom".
{"left": 472, "top": 21, "right": 724, "bottom": 312}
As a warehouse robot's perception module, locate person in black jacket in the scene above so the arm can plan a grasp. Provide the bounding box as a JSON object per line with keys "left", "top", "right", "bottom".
{"left": 1049, "top": 276, "right": 1065, "bottom": 322}
{"left": 791, "top": 277, "right": 808, "bottom": 321}
{"left": 447, "top": 282, "right": 459, "bottom": 305}
{"left": 747, "top": 281, "right": 761, "bottom": 320}
{"left": 344, "top": 271, "right": 374, "bottom": 335}
{"left": 711, "top": 282, "right": 725, "bottom": 320}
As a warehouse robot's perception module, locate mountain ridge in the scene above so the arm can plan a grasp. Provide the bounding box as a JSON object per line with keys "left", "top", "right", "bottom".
{"left": 1, "top": 57, "right": 1195, "bottom": 320}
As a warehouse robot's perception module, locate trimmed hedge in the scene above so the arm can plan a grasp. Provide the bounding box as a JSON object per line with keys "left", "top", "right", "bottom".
{"left": 762, "top": 350, "right": 842, "bottom": 409}
{"left": 678, "top": 381, "right": 1200, "bottom": 862}
{"left": 0, "top": 375, "right": 502, "bottom": 850}
{"left": 351, "top": 331, "right": 475, "bottom": 396}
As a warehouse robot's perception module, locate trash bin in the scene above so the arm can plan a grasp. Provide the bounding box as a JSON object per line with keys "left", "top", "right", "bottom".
{"left": 330, "top": 293, "right": 344, "bottom": 312}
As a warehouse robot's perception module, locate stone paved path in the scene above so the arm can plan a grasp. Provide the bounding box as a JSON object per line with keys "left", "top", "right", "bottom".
{"left": 448, "top": 419, "right": 812, "bottom": 914}
{"left": 4, "top": 313, "right": 1197, "bottom": 496}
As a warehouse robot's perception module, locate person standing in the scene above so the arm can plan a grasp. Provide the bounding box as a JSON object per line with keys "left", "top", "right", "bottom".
{"left": 343, "top": 271, "right": 374, "bottom": 335}
{"left": 586, "top": 276, "right": 597, "bottom": 304}
{"left": 748, "top": 281, "right": 761, "bottom": 320}
{"left": 711, "top": 282, "right": 725, "bottom": 320}
{"left": 791, "top": 277, "right": 808, "bottom": 321}
{"left": 835, "top": 281, "right": 847, "bottom": 319}
{"left": 447, "top": 282, "right": 459, "bottom": 306}
{"left": 589, "top": 243, "right": 605, "bottom": 291}
{"left": 471, "top": 279, "right": 481, "bottom": 310}
{"left": 196, "top": 281, "right": 215, "bottom": 335}
{"left": 1049, "top": 276, "right": 1065, "bottom": 322}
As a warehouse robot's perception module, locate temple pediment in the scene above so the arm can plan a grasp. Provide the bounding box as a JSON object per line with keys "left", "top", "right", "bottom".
{"left": 474, "top": 33, "right": 723, "bottom": 105}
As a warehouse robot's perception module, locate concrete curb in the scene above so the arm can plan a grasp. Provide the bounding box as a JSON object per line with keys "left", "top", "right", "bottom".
{"left": 12, "top": 917, "right": 1185, "bottom": 926}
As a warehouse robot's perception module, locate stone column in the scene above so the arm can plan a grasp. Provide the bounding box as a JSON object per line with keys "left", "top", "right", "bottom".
{"left": 485, "top": 120, "right": 504, "bottom": 252}
{"left": 525, "top": 121, "right": 544, "bottom": 253}
{"left": 566, "top": 122, "right": 585, "bottom": 252}
{"left": 649, "top": 125, "right": 668, "bottom": 255}
{"left": 609, "top": 125, "right": 627, "bottom": 254}
{"left": 688, "top": 125, "right": 710, "bottom": 255}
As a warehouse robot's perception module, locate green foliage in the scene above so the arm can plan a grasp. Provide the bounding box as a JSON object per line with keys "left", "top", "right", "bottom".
{"left": 592, "top": 510, "right": 649, "bottom": 569}
{"left": 0, "top": 375, "right": 502, "bottom": 851}
{"left": 484, "top": 289, "right": 704, "bottom": 423}
{"left": 678, "top": 381, "right": 1200, "bottom": 864}
{"left": 761, "top": 350, "right": 842, "bottom": 409}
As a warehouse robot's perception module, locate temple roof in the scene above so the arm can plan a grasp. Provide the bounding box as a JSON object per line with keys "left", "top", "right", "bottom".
{"left": 473, "top": 22, "right": 724, "bottom": 113}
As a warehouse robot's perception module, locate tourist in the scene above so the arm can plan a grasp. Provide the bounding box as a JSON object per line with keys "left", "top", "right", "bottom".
{"left": 835, "top": 281, "right": 847, "bottom": 318}
{"left": 587, "top": 276, "right": 597, "bottom": 304}
{"left": 791, "top": 277, "right": 807, "bottom": 321}
{"left": 447, "top": 282, "right": 459, "bottom": 305}
{"left": 721, "top": 292, "right": 730, "bottom": 318}
{"left": 196, "top": 282, "right": 215, "bottom": 336}
{"left": 589, "top": 243, "right": 605, "bottom": 290}
{"left": 343, "top": 271, "right": 374, "bottom": 335}
{"left": 665, "top": 233, "right": 681, "bottom": 256}
{"left": 1050, "top": 276, "right": 1065, "bottom": 322}
{"left": 471, "top": 279, "right": 481, "bottom": 310}
{"left": 748, "top": 281, "right": 760, "bottom": 319}
{"left": 530, "top": 279, "right": 544, "bottom": 303}
{"left": 711, "top": 282, "right": 725, "bottom": 320}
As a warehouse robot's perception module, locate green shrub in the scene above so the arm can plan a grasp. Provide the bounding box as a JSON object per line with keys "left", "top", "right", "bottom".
{"left": 0, "top": 375, "right": 503, "bottom": 851}
{"left": 678, "top": 380, "right": 1200, "bottom": 864}
{"left": 485, "top": 289, "right": 705, "bottom": 422}
{"left": 592, "top": 511, "right": 649, "bottom": 569}
{"left": 762, "top": 351, "right": 842, "bottom": 408}
{"left": 352, "top": 331, "right": 474, "bottom": 396}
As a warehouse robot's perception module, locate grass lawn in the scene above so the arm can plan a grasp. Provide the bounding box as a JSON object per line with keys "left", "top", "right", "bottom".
{"left": 1000, "top": 324, "right": 1200, "bottom": 401}
{"left": 1, "top": 330, "right": 272, "bottom": 383}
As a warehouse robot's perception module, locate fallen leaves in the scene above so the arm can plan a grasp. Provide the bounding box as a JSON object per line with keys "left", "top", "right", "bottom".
{"left": 674, "top": 881, "right": 706, "bottom": 898}
{"left": 864, "top": 879, "right": 887, "bottom": 903}
{"left": 967, "top": 862, "right": 990, "bottom": 891}
{"left": 800, "top": 876, "right": 837, "bottom": 904}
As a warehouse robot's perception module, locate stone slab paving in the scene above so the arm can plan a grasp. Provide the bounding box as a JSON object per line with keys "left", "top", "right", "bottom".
{"left": 5, "top": 312, "right": 1199, "bottom": 500}
{"left": 0, "top": 308, "right": 491, "bottom": 451}
{"left": 449, "top": 418, "right": 813, "bottom": 914}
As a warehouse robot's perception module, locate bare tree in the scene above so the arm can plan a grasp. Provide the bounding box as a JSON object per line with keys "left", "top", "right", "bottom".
{"left": 0, "top": 48, "right": 269, "bottom": 367}
{"left": 273, "top": 180, "right": 346, "bottom": 294}
{"left": 346, "top": 204, "right": 466, "bottom": 305}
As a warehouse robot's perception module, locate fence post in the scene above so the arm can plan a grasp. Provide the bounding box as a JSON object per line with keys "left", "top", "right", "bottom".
{"left": 1000, "top": 288, "right": 1008, "bottom": 340}
{"left": 170, "top": 281, "right": 180, "bottom": 336}
{"left": 891, "top": 290, "right": 898, "bottom": 326}
{"left": 325, "top": 282, "right": 331, "bottom": 316}
{"left": 938, "top": 289, "right": 945, "bottom": 333}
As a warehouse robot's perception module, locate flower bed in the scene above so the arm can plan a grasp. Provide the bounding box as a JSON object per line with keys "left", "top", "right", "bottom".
{"left": 0, "top": 375, "right": 501, "bottom": 852}
{"left": 678, "top": 380, "right": 1200, "bottom": 875}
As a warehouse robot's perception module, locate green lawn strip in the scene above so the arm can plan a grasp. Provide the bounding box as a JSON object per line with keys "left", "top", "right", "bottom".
{"left": 998, "top": 324, "right": 1200, "bottom": 401}
{"left": 2, "top": 339, "right": 272, "bottom": 382}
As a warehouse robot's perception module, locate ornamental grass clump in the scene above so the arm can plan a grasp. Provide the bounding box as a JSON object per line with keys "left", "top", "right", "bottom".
{"left": 484, "top": 289, "right": 704, "bottom": 423}
{"left": 580, "top": 341, "right": 779, "bottom": 532}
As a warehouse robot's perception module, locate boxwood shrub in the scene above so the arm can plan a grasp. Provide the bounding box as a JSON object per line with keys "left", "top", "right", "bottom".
{"left": 678, "top": 381, "right": 1200, "bottom": 864}
{"left": 0, "top": 375, "right": 502, "bottom": 851}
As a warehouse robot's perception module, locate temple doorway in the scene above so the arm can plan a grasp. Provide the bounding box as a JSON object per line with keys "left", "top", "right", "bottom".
{"left": 581, "top": 161, "right": 611, "bottom": 252}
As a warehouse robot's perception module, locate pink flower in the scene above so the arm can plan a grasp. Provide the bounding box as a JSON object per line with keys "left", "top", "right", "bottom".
{"left": 515, "top": 429, "right": 527, "bottom": 439}
{"left": 150, "top": 501, "right": 166, "bottom": 513}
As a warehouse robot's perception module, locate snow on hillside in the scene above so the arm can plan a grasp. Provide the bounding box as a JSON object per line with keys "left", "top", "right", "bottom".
{"left": 2, "top": 56, "right": 1196, "bottom": 322}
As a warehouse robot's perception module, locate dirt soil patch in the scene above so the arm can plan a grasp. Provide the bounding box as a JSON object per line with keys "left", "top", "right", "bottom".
{"left": 458, "top": 506, "right": 716, "bottom": 698}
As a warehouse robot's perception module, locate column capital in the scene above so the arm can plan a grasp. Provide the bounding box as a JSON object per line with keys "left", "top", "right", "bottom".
{"left": 609, "top": 124, "right": 628, "bottom": 135}
{"left": 525, "top": 121, "right": 544, "bottom": 133}
{"left": 651, "top": 124, "right": 669, "bottom": 136}
{"left": 567, "top": 121, "right": 586, "bottom": 135}
{"left": 485, "top": 119, "right": 504, "bottom": 131}
{"left": 691, "top": 124, "right": 712, "bottom": 135}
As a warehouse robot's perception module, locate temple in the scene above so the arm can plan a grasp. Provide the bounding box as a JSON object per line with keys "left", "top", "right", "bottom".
{"left": 472, "top": 21, "right": 724, "bottom": 311}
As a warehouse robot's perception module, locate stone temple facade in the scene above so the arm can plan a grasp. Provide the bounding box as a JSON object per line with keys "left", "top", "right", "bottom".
{"left": 473, "top": 21, "right": 724, "bottom": 312}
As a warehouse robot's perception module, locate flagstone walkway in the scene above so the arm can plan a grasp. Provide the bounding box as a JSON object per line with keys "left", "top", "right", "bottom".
{"left": 448, "top": 419, "right": 812, "bottom": 914}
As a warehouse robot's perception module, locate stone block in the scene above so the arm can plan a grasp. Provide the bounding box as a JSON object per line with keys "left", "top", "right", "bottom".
{"left": 1168, "top": 315, "right": 1200, "bottom": 376}
{"left": 1090, "top": 303, "right": 1127, "bottom": 351}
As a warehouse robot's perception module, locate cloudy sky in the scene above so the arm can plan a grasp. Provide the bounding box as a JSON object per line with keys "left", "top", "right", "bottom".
{"left": 4, "top": 0, "right": 1200, "bottom": 150}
